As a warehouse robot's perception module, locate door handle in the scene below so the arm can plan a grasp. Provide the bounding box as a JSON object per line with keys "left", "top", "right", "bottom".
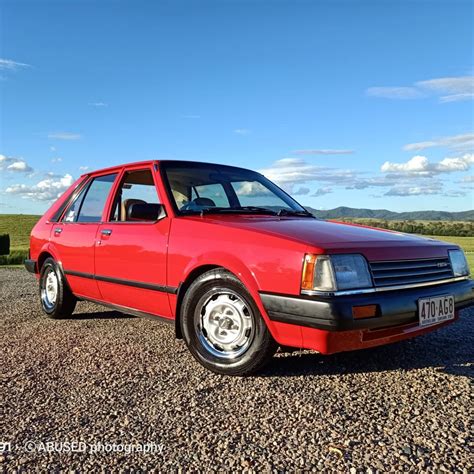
{"left": 101, "top": 229, "right": 112, "bottom": 236}
{"left": 54, "top": 227, "right": 62, "bottom": 234}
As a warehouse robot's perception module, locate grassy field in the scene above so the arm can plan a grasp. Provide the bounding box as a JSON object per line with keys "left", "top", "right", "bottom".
{"left": 0, "top": 214, "right": 473, "bottom": 269}
{"left": 0, "top": 214, "right": 40, "bottom": 250}
{"left": 428, "top": 236, "right": 473, "bottom": 269}
{"left": 0, "top": 215, "right": 40, "bottom": 264}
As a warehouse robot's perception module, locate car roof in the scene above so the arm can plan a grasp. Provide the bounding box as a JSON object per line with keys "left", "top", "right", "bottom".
{"left": 80, "top": 159, "right": 257, "bottom": 178}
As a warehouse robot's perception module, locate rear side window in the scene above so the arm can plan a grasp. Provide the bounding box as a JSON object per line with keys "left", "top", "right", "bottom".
{"left": 50, "top": 177, "right": 88, "bottom": 222}
{"left": 63, "top": 174, "right": 117, "bottom": 223}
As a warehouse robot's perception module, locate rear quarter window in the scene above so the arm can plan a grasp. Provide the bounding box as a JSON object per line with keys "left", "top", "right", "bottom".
{"left": 63, "top": 174, "right": 117, "bottom": 223}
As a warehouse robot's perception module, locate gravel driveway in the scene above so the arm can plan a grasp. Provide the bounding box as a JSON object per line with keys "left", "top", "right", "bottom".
{"left": 1, "top": 268, "right": 472, "bottom": 471}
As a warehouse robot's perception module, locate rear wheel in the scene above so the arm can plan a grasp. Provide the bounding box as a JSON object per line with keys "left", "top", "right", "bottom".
{"left": 39, "top": 257, "right": 77, "bottom": 318}
{"left": 180, "top": 269, "right": 277, "bottom": 375}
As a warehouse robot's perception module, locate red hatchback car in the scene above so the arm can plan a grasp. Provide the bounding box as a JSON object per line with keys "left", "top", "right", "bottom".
{"left": 26, "top": 160, "right": 473, "bottom": 375}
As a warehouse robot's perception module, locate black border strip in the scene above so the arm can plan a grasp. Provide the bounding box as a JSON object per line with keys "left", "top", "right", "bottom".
{"left": 64, "top": 269, "right": 178, "bottom": 294}
{"left": 78, "top": 296, "right": 174, "bottom": 325}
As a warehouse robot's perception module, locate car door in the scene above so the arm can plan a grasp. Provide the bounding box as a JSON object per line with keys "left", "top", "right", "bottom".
{"left": 94, "top": 166, "right": 173, "bottom": 319}
{"left": 51, "top": 172, "right": 119, "bottom": 299}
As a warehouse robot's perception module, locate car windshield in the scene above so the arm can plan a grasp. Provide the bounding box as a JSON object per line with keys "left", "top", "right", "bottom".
{"left": 161, "top": 162, "right": 312, "bottom": 216}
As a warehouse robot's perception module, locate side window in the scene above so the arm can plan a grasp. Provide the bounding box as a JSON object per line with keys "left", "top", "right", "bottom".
{"left": 50, "top": 177, "right": 88, "bottom": 222}
{"left": 191, "top": 183, "right": 229, "bottom": 207}
{"left": 110, "top": 169, "right": 160, "bottom": 221}
{"left": 63, "top": 182, "right": 90, "bottom": 222}
{"left": 69, "top": 174, "right": 117, "bottom": 223}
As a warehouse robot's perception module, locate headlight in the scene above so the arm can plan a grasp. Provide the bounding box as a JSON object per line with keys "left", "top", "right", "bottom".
{"left": 449, "top": 249, "right": 470, "bottom": 277}
{"left": 302, "top": 254, "right": 373, "bottom": 292}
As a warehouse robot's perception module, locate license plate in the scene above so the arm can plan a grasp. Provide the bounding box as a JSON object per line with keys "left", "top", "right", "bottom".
{"left": 418, "top": 295, "right": 455, "bottom": 327}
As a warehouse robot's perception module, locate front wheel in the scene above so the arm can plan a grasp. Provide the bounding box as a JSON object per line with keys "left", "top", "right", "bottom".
{"left": 39, "top": 257, "right": 77, "bottom": 318}
{"left": 180, "top": 269, "right": 277, "bottom": 375}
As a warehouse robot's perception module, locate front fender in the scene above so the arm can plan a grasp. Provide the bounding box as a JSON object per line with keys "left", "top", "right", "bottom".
{"left": 178, "top": 252, "right": 303, "bottom": 346}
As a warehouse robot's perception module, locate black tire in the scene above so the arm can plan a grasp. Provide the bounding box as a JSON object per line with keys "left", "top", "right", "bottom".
{"left": 39, "top": 257, "right": 77, "bottom": 318}
{"left": 180, "top": 269, "right": 277, "bottom": 375}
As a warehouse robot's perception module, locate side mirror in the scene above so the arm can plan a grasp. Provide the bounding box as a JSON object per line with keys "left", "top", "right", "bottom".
{"left": 128, "top": 203, "right": 166, "bottom": 221}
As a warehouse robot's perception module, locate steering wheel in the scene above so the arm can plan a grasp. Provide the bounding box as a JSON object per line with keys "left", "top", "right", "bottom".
{"left": 181, "top": 197, "right": 216, "bottom": 211}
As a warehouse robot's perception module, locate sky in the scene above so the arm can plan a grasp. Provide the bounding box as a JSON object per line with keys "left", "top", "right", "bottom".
{"left": 0, "top": 0, "right": 473, "bottom": 215}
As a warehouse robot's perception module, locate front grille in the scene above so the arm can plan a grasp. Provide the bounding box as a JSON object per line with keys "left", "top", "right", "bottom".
{"left": 369, "top": 257, "right": 453, "bottom": 288}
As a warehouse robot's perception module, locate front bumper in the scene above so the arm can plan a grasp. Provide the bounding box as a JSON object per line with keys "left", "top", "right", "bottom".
{"left": 261, "top": 278, "right": 474, "bottom": 332}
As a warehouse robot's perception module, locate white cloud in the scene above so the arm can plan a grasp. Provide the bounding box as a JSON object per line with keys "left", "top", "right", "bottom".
{"left": 443, "top": 190, "right": 468, "bottom": 197}
{"left": 293, "top": 186, "right": 310, "bottom": 196}
{"left": 51, "top": 157, "right": 63, "bottom": 163}
{"left": 312, "top": 187, "right": 333, "bottom": 197}
{"left": 366, "top": 87, "right": 423, "bottom": 99}
{"left": 79, "top": 165, "right": 89, "bottom": 171}
{"left": 0, "top": 155, "right": 33, "bottom": 173}
{"left": 259, "top": 158, "right": 362, "bottom": 196}
{"left": 234, "top": 181, "right": 271, "bottom": 197}
{"left": 7, "top": 161, "right": 31, "bottom": 172}
{"left": 439, "top": 93, "right": 474, "bottom": 103}
{"left": 416, "top": 76, "right": 474, "bottom": 102}
{"left": 233, "top": 128, "right": 251, "bottom": 135}
{"left": 0, "top": 58, "right": 30, "bottom": 71}
{"left": 88, "top": 102, "right": 108, "bottom": 107}
{"left": 5, "top": 174, "right": 74, "bottom": 201}
{"left": 437, "top": 154, "right": 474, "bottom": 172}
{"left": 460, "top": 175, "right": 474, "bottom": 183}
{"left": 367, "top": 75, "right": 474, "bottom": 103}
{"left": 385, "top": 183, "right": 443, "bottom": 197}
{"left": 293, "top": 149, "right": 354, "bottom": 155}
{"left": 381, "top": 155, "right": 430, "bottom": 174}
{"left": 381, "top": 153, "right": 473, "bottom": 176}
{"left": 403, "top": 132, "right": 474, "bottom": 152}
{"left": 259, "top": 158, "right": 329, "bottom": 185}
{"left": 48, "top": 132, "right": 82, "bottom": 140}
{"left": 259, "top": 152, "right": 472, "bottom": 200}
{"left": 50, "top": 146, "right": 57, "bottom": 152}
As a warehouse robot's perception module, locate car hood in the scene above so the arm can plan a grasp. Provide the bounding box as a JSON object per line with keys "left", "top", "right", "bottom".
{"left": 199, "top": 216, "right": 454, "bottom": 260}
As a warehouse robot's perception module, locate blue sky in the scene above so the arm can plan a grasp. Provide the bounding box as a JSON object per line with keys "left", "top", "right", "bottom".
{"left": 0, "top": 0, "right": 473, "bottom": 214}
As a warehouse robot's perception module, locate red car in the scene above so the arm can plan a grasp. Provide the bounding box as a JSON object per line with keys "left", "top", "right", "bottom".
{"left": 25, "top": 160, "right": 473, "bottom": 375}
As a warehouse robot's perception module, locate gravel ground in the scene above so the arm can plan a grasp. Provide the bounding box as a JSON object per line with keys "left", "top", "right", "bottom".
{"left": 1, "top": 268, "right": 473, "bottom": 471}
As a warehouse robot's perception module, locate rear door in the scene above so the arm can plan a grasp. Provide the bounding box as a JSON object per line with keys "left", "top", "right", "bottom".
{"left": 94, "top": 166, "right": 173, "bottom": 318}
{"left": 51, "top": 173, "right": 118, "bottom": 299}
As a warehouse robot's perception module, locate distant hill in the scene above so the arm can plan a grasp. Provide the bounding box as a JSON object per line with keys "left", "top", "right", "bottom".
{"left": 304, "top": 206, "right": 474, "bottom": 221}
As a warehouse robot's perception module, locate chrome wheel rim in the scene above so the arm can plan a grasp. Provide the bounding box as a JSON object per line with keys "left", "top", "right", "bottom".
{"left": 41, "top": 268, "right": 58, "bottom": 310}
{"left": 196, "top": 291, "right": 254, "bottom": 359}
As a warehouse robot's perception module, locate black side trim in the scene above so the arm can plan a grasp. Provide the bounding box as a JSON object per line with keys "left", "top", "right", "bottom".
{"left": 24, "top": 259, "right": 37, "bottom": 274}
{"left": 64, "top": 269, "right": 178, "bottom": 294}
{"left": 78, "top": 296, "right": 174, "bottom": 325}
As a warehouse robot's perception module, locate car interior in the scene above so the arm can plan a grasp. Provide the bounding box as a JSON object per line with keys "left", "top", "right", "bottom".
{"left": 111, "top": 169, "right": 163, "bottom": 222}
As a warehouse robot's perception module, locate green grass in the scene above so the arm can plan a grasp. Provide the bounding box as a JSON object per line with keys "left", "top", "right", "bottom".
{"left": 0, "top": 214, "right": 40, "bottom": 251}
{"left": 428, "top": 235, "right": 474, "bottom": 272}
{"left": 465, "top": 253, "right": 474, "bottom": 271}
{"left": 0, "top": 214, "right": 40, "bottom": 265}
{"left": 426, "top": 235, "right": 474, "bottom": 253}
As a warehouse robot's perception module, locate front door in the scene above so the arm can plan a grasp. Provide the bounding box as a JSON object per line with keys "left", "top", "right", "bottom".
{"left": 94, "top": 167, "right": 172, "bottom": 319}
{"left": 51, "top": 173, "right": 118, "bottom": 299}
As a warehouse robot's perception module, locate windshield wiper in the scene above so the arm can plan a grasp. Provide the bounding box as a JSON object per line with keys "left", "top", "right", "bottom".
{"left": 276, "top": 208, "right": 315, "bottom": 218}
{"left": 196, "top": 206, "right": 277, "bottom": 216}
{"left": 182, "top": 206, "right": 314, "bottom": 217}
